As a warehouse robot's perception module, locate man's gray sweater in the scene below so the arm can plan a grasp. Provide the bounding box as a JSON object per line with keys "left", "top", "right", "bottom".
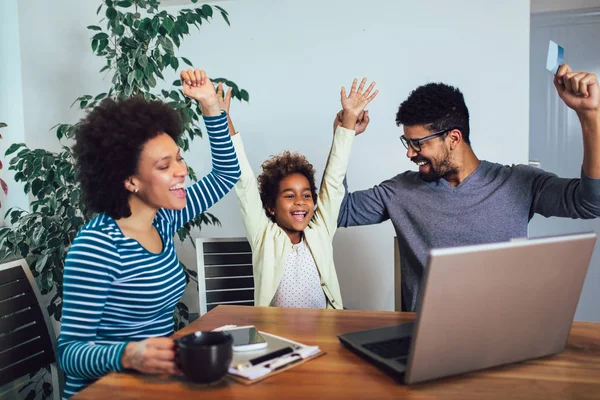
{"left": 338, "top": 161, "right": 600, "bottom": 311}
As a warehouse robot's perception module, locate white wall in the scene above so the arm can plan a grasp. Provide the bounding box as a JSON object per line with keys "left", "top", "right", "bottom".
{"left": 17, "top": 1, "right": 106, "bottom": 154}
{"left": 529, "top": 9, "right": 600, "bottom": 322}
{"left": 175, "top": 0, "right": 531, "bottom": 311}
{"left": 0, "top": 0, "right": 29, "bottom": 224}
{"left": 14, "top": 0, "right": 530, "bottom": 312}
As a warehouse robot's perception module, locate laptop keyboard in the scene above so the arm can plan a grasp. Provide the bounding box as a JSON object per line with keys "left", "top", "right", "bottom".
{"left": 362, "top": 337, "right": 412, "bottom": 359}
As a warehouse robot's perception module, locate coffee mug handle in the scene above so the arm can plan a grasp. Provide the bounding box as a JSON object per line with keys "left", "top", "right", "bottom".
{"left": 174, "top": 339, "right": 183, "bottom": 370}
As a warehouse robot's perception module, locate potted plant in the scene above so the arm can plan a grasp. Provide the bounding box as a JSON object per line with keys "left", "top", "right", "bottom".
{"left": 0, "top": 0, "right": 248, "bottom": 328}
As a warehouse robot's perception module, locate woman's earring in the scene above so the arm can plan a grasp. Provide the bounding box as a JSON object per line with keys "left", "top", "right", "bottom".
{"left": 134, "top": 188, "right": 139, "bottom": 193}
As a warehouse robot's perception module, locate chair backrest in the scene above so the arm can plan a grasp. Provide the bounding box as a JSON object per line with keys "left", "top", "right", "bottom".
{"left": 196, "top": 238, "right": 254, "bottom": 315}
{"left": 394, "top": 236, "right": 402, "bottom": 312}
{"left": 0, "top": 258, "right": 60, "bottom": 399}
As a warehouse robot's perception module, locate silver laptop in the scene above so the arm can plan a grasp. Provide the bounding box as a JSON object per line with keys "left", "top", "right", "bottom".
{"left": 338, "top": 232, "right": 597, "bottom": 384}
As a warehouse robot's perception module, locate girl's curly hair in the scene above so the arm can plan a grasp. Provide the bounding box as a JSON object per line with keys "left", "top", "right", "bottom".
{"left": 258, "top": 151, "right": 317, "bottom": 222}
{"left": 73, "top": 96, "right": 181, "bottom": 219}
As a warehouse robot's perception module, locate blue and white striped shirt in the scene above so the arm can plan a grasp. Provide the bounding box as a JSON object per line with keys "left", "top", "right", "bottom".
{"left": 57, "top": 112, "right": 240, "bottom": 399}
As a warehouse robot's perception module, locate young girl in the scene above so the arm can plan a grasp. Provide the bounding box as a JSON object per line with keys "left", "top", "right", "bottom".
{"left": 218, "top": 78, "right": 377, "bottom": 309}
{"left": 58, "top": 69, "right": 239, "bottom": 398}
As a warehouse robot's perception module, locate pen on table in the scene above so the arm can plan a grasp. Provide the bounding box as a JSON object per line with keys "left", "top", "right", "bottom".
{"left": 235, "top": 346, "right": 295, "bottom": 370}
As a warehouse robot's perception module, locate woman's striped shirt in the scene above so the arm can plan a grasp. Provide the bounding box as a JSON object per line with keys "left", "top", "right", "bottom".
{"left": 57, "top": 112, "right": 240, "bottom": 398}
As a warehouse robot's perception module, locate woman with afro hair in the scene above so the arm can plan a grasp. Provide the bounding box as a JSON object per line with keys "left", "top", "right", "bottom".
{"left": 219, "top": 77, "right": 377, "bottom": 310}
{"left": 57, "top": 69, "right": 240, "bottom": 398}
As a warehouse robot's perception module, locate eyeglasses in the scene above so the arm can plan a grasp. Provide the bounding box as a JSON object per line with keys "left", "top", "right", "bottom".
{"left": 400, "top": 128, "right": 454, "bottom": 153}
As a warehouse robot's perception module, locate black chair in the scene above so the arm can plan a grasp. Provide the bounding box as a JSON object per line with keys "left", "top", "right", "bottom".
{"left": 394, "top": 236, "right": 402, "bottom": 311}
{"left": 196, "top": 238, "right": 254, "bottom": 315}
{"left": 0, "top": 258, "right": 60, "bottom": 399}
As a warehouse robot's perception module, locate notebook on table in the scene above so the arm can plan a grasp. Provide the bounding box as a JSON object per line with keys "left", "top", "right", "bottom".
{"left": 213, "top": 325, "right": 324, "bottom": 384}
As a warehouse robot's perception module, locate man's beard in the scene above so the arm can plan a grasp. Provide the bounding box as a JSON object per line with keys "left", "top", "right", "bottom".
{"left": 414, "top": 149, "right": 458, "bottom": 182}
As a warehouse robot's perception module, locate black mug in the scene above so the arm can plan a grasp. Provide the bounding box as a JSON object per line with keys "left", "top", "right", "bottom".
{"left": 175, "top": 331, "right": 233, "bottom": 384}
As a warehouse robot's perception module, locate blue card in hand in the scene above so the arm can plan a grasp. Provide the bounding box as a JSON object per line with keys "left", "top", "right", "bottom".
{"left": 546, "top": 40, "right": 564, "bottom": 74}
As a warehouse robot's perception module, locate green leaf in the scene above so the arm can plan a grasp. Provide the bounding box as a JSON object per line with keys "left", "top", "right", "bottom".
{"left": 95, "top": 92, "right": 107, "bottom": 101}
{"left": 54, "top": 303, "right": 62, "bottom": 321}
{"left": 0, "top": 122, "right": 6, "bottom": 128}
{"left": 127, "top": 71, "right": 135, "bottom": 85}
{"left": 5, "top": 143, "right": 25, "bottom": 156}
{"left": 41, "top": 217, "right": 51, "bottom": 229}
{"left": 114, "top": 24, "right": 125, "bottom": 36}
{"left": 91, "top": 39, "right": 99, "bottom": 52}
{"left": 117, "top": 0, "right": 133, "bottom": 7}
{"left": 138, "top": 55, "right": 148, "bottom": 68}
{"left": 162, "top": 53, "right": 171, "bottom": 67}
{"left": 181, "top": 57, "right": 193, "bottom": 67}
{"left": 98, "top": 39, "right": 109, "bottom": 53}
{"left": 240, "top": 89, "right": 249, "bottom": 102}
{"left": 152, "top": 16, "right": 160, "bottom": 33}
{"left": 92, "top": 32, "right": 109, "bottom": 40}
{"left": 120, "top": 37, "right": 137, "bottom": 49}
{"left": 163, "top": 16, "right": 175, "bottom": 32}
{"left": 202, "top": 4, "right": 213, "bottom": 18}
{"left": 48, "top": 237, "right": 62, "bottom": 248}
{"left": 162, "top": 37, "right": 174, "bottom": 55}
{"left": 32, "top": 226, "right": 44, "bottom": 245}
{"left": 147, "top": 73, "right": 156, "bottom": 87}
{"left": 214, "top": 5, "right": 228, "bottom": 15}
{"left": 32, "top": 179, "right": 43, "bottom": 196}
{"left": 96, "top": 4, "right": 103, "bottom": 15}
{"left": 42, "top": 156, "right": 53, "bottom": 169}
{"left": 87, "top": 25, "right": 102, "bottom": 31}
{"left": 35, "top": 254, "right": 49, "bottom": 273}
{"left": 106, "top": 7, "right": 117, "bottom": 20}
{"left": 221, "top": 12, "right": 230, "bottom": 26}
{"left": 41, "top": 270, "right": 53, "bottom": 291}
{"left": 69, "top": 190, "right": 79, "bottom": 204}
{"left": 171, "top": 33, "right": 181, "bottom": 48}
{"left": 144, "top": 62, "right": 154, "bottom": 78}
{"left": 170, "top": 57, "right": 179, "bottom": 70}
{"left": 134, "top": 69, "right": 144, "bottom": 82}
{"left": 56, "top": 124, "right": 70, "bottom": 140}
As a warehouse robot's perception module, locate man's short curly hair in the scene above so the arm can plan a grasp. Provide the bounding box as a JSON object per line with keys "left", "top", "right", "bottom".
{"left": 258, "top": 151, "right": 318, "bottom": 222}
{"left": 396, "top": 82, "right": 471, "bottom": 144}
{"left": 73, "top": 96, "right": 182, "bottom": 219}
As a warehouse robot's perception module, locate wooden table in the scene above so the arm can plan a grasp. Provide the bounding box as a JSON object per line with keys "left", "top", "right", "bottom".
{"left": 75, "top": 306, "right": 600, "bottom": 399}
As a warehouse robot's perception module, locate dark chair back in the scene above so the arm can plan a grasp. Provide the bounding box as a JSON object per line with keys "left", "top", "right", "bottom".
{"left": 196, "top": 238, "right": 254, "bottom": 315}
{"left": 0, "top": 258, "right": 59, "bottom": 398}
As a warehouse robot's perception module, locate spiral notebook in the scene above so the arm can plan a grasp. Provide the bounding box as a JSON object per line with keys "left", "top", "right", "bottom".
{"left": 213, "top": 325, "right": 325, "bottom": 384}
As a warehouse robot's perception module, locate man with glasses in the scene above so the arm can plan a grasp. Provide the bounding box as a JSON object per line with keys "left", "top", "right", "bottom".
{"left": 336, "top": 64, "right": 600, "bottom": 312}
